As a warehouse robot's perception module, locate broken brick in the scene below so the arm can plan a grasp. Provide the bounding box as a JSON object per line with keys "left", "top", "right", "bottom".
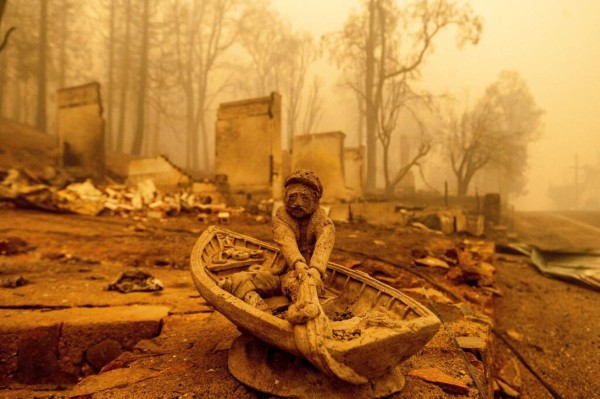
{"left": 0, "top": 237, "right": 31, "bottom": 255}
{"left": 408, "top": 367, "right": 469, "bottom": 395}
{"left": 86, "top": 338, "right": 123, "bottom": 371}
{"left": 16, "top": 325, "right": 62, "bottom": 384}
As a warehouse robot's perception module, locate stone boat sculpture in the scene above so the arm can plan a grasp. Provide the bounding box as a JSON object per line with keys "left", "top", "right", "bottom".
{"left": 191, "top": 226, "right": 441, "bottom": 396}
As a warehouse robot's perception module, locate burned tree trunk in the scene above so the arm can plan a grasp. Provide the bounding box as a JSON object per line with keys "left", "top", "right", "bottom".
{"left": 131, "top": 0, "right": 150, "bottom": 155}
{"left": 35, "top": 0, "right": 48, "bottom": 133}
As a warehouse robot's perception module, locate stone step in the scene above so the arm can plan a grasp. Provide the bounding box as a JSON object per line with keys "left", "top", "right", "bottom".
{"left": 0, "top": 305, "right": 170, "bottom": 385}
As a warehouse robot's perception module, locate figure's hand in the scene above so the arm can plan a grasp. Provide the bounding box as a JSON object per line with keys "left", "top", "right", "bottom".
{"left": 308, "top": 267, "right": 325, "bottom": 296}
{"left": 294, "top": 261, "right": 309, "bottom": 273}
{"left": 307, "top": 267, "right": 321, "bottom": 281}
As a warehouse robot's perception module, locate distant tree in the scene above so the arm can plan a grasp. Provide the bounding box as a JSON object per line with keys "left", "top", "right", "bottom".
{"left": 442, "top": 71, "right": 544, "bottom": 197}
{"left": 0, "top": 0, "right": 9, "bottom": 111}
{"left": 0, "top": 1, "right": 38, "bottom": 124}
{"left": 51, "top": 0, "right": 78, "bottom": 88}
{"left": 0, "top": 0, "right": 16, "bottom": 54}
{"left": 115, "top": 0, "right": 132, "bottom": 153}
{"left": 35, "top": 0, "right": 48, "bottom": 133}
{"left": 170, "top": 0, "right": 243, "bottom": 171}
{"left": 238, "top": 3, "right": 321, "bottom": 147}
{"left": 130, "top": 0, "right": 151, "bottom": 155}
{"left": 377, "top": 76, "right": 433, "bottom": 195}
{"left": 96, "top": 0, "right": 142, "bottom": 153}
{"left": 236, "top": 3, "right": 285, "bottom": 96}
{"left": 54, "top": 1, "right": 69, "bottom": 88}
{"left": 328, "top": 0, "right": 482, "bottom": 192}
{"left": 300, "top": 76, "right": 323, "bottom": 135}
{"left": 96, "top": 0, "right": 209, "bottom": 161}
{"left": 0, "top": 43, "right": 6, "bottom": 112}
{"left": 280, "top": 32, "right": 320, "bottom": 144}
{"left": 105, "top": 0, "right": 117, "bottom": 150}
{"left": 44, "top": 0, "right": 92, "bottom": 130}
{"left": 1, "top": 0, "right": 92, "bottom": 127}
{"left": 144, "top": 5, "right": 183, "bottom": 157}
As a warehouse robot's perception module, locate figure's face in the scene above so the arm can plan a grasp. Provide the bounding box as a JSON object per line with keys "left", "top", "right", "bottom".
{"left": 285, "top": 183, "right": 318, "bottom": 219}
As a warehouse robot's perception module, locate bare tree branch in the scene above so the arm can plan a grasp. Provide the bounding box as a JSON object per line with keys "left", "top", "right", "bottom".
{"left": 0, "top": 26, "right": 15, "bottom": 53}
{"left": 442, "top": 70, "right": 543, "bottom": 196}
{"left": 327, "top": 0, "right": 482, "bottom": 192}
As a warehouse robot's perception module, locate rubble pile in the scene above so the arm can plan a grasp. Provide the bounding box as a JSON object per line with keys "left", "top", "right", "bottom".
{"left": 411, "top": 239, "right": 496, "bottom": 289}
{"left": 0, "top": 236, "right": 33, "bottom": 255}
{"left": 0, "top": 167, "right": 231, "bottom": 219}
{"left": 108, "top": 270, "right": 164, "bottom": 293}
{"left": 409, "top": 208, "right": 485, "bottom": 237}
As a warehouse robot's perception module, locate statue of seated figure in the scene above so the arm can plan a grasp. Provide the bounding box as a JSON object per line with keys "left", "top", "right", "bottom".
{"left": 219, "top": 169, "right": 334, "bottom": 321}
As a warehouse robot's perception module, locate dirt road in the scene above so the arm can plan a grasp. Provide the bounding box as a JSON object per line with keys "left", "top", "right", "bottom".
{"left": 0, "top": 209, "right": 490, "bottom": 398}
{"left": 491, "top": 211, "right": 600, "bottom": 398}
{"left": 0, "top": 208, "right": 598, "bottom": 398}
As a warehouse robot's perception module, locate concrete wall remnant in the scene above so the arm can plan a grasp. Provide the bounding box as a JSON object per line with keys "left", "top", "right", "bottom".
{"left": 215, "top": 93, "right": 282, "bottom": 200}
{"left": 126, "top": 155, "right": 191, "bottom": 190}
{"left": 483, "top": 193, "right": 501, "bottom": 225}
{"left": 292, "top": 132, "right": 350, "bottom": 202}
{"left": 344, "top": 146, "right": 364, "bottom": 198}
{"left": 328, "top": 203, "right": 351, "bottom": 223}
{"left": 349, "top": 202, "right": 408, "bottom": 225}
{"left": 192, "top": 181, "right": 224, "bottom": 204}
{"left": 57, "top": 82, "right": 105, "bottom": 180}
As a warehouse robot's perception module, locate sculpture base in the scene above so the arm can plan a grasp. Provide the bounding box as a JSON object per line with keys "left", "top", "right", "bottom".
{"left": 228, "top": 334, "right": 405, "bottom": 399}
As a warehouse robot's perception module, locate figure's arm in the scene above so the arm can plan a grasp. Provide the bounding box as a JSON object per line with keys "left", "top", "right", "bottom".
{"left": 309, "top": 216, "right": 335, "bottom": 277}
{"left": 272, "top": 210, "right": 305, "bottom": 272}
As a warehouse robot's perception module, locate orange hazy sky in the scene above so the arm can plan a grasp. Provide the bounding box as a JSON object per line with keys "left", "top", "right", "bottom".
{"left": 272, "top": 0, "right": 600, "bottom": 209}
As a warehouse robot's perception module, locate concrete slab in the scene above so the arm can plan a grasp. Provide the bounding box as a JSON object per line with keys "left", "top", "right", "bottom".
{"left": 0, "top": 306, "right": 170, "bottom": 384}
{"left": 69, "top": 312, "right": 246, "bottom": 399}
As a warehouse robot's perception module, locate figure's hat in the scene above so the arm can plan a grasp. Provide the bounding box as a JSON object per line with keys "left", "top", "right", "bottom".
{"left": 284, "top": 169, "right": 323, "bottom": 199}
